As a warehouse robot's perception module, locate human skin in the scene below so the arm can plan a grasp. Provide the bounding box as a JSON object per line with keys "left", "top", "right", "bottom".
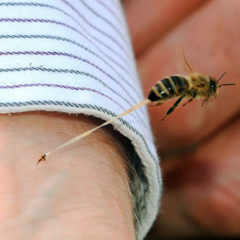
{"left": 124, "top": 0, "right": 240, "bottom": 238}
{"left": 0, "top": 113, "right": 135, "bottom": 240}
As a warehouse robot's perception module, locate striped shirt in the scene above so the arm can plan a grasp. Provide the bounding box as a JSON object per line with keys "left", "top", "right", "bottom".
{"left": 0, "top": 1, "right": 162, "bottom": 238}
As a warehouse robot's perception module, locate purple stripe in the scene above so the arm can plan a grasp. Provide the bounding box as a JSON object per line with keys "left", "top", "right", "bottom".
{"left": 60, "top": 0, "right": 130, "bottom": 59}
{"left": 0, "top": 17, "right": 133, "bottom": 78}
{"left": 0, "top": 50, "right": 140, "bottom": 104}
{"left": 0, "top": 83, "right": 141, "bottom": 120}
{"left": 0, "top": 17, "right": 125, "bottom": 61}
{"left": 79, "top": 0, "right": 128, "bottom": 45}
{"left": 96, "top": 0, "right": 122, "bottom": 24}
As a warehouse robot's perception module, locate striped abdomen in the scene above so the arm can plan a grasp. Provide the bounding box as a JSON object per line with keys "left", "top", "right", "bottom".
{"left": 148, "top": 75, "right": 190, "bottom": 102}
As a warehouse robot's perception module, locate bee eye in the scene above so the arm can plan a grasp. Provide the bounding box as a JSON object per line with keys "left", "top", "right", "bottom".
{"left": 210, "top": 80, "right": 216, "bottom": 93}
{"left": 211, "top": 85, "right": 216, "bottom": 92}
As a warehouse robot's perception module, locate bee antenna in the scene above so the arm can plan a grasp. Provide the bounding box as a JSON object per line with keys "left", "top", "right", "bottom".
{"left": 218, "top": 83, "right": 236, "bottom": 88}
{"left": 182, "top": 50, "right": 194, "bottom": 73}
{"left": 216, "top": 72, "right": 227, "bottom": 83}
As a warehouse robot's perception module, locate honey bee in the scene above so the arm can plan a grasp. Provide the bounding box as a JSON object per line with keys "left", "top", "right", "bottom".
{"left": 148, "top": 71, "right": 235, "bottom": 121}
{"left": 38, "top": 56, "right": 235, "bottom": 163}
{"left": 148, "top": 54, "right": 235, "bottom": 120}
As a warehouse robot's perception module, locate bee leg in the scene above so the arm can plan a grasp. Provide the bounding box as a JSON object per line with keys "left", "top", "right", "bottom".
{"left": 182, "top": 98, "right": 193, "bottom": 107}
{"left": 183, "top": 89, "right": 197, "bottom": 106}
{"left": 162, "top": 95, "right": 185, "bottom": 121}
{"left": 193, "top": 89, "right": 198, "bottom": 98}
{"left": 150, "top": 101, "right": 163, "bottom": 107}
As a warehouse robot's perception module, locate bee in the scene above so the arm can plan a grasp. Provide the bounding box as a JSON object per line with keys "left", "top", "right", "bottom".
{"left": 38, "top": 56, "right": 235, "bottom": 163}
{"left": 148, "top": 71, "right": 235, "bottom": 121}
{"left": 148, "top": 54, "right": 235, "bottom": 121}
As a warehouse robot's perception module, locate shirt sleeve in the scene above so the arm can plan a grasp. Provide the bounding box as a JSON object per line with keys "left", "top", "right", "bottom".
{"left": 0, "top": 0, "right": 162, "bottom": 238}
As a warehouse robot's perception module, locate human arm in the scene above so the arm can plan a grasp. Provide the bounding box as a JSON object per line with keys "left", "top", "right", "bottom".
{"left": 0, "top": 112, "right": 136, "bottom": 239}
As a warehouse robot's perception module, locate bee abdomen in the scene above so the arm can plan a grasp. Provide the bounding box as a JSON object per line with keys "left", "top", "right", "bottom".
{"left": 170, "top": 76, "right": 189, "bottom": 93}
{"left": 148, "top": 76, "right": 189, "bottom": 102}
